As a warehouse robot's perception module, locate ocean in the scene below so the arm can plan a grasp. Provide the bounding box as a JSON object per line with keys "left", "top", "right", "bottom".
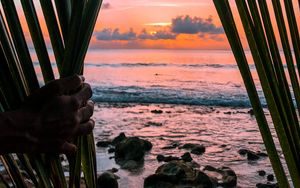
{"left": 32, "top": 49, "right": 278, "bottom": 187}
{"left": 83, "top": 49, "right": 264, "bottom": 107}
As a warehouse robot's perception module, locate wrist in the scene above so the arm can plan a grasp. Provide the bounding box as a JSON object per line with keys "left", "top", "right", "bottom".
{"left": 0, "top": 110, "right": 33, "bottom": 136}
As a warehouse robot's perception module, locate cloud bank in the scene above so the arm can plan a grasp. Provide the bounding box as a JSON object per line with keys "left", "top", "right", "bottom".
{"left": 94, "top": 15, "right": 224, "bottom": 42}
{"left": 95, "top": 28, "right": 177, "bottom": 41}
{"left": 95, "top": 28, "right": 136, "bottom": 41}
{"left": 171, "top": 15, "right": 224, "bottom": 35}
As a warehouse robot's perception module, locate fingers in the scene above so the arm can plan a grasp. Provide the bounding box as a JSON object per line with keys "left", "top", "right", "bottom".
{"left": 55, "top": 75, "right": 84, "bottom": 95}
{"left": 76, "top": 119, "right": 95, "bottom": 136}
{"left": 60, "top": 142, "right": 77, "bottom": 154}
{"left": 71, "top": 83, "right": 93, "bottom": 109}
{"left": 42, "top": 75, "right": 83, "bottom": 96}
{"left": 78, "top": 100, "right": 94, "bottom": 122}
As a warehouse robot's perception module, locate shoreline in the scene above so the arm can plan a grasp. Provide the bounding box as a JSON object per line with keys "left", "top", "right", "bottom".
{"left": 94, "top": 102, "right": 277, "bottom": 187}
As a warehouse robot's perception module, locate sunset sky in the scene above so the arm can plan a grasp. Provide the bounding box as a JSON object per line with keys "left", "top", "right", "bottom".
{"left": 93, "top": 0, "right": 227, "bottom": 49}
{"left": 14, "top": 0, "right": 300, "bottom": 50}
{"left": 13, "top": 0, "right": 227, "bottom": 50}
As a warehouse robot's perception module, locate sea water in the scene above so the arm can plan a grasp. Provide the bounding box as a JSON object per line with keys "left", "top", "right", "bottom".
{"left": 83, "top": 49, "right": 264, "bottom": 107}
{"left": 32, "top": 49, "right": 280, "bottom": 187}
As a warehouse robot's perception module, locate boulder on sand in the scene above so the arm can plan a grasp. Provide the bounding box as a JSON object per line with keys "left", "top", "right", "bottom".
{"left": 144, "top": 161, "right": 216, "bottom": 188}
{"left": 113, "top": 133, "right": 152, "bottom": 169}
{"left": 97, "top": 171, "right": 119, "bottom": 188}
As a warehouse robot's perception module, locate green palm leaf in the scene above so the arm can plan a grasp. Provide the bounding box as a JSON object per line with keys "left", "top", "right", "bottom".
{"left": 0, "top": 0, "right": 103, "bottom": 187}
{"left": 214, "top": 0, "right": 300, "bottom": 187}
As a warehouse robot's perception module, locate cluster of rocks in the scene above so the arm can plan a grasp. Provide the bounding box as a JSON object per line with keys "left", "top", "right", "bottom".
{"left": 144, "top": 160, "right": 237, "bottom": 188}
{"left": 96, "top": 133, "right": 277, "bottom": 187}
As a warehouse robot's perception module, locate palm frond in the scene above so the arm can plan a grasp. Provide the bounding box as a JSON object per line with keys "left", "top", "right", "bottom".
{"left": 0, "top": 0, "right": 103, "bottom": 187}
{"left": 214, "top": 0, "right": 300, "bottom": 187}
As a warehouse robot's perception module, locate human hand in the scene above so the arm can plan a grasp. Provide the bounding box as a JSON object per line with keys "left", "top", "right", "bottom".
{"left": 0, "top": 75, "right": 94, "bottom": 154}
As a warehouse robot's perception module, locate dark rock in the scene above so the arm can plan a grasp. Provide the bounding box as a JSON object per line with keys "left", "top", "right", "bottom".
{"left": 157, "top": 154, "right": 165, "bottom": 162}
{"left": 239, "top": 149, "right": 266, "bottom": 160}
{"left": 191, "top": 145, "right": 206, "bottom": 155}
{"left": 247, "top": 151, "right": 260, "bottom": 160}
{"left": 97, "top": 172, "right": 119, "bottom": 188}
{"left": 257, "top": 152, "right": 268, "bottom": 157}
{"left": 181, "top": 152, "right": 193, "bottom": 162}
{"left": 156, "top": 162, "right": 187, "bottom": 178}
{"left": 224, "top": 111, "right": 232, "bottom": 115}
{"left": 156, "top": 154, "right": 180, "bottom": 162}
{"left": 151, "top": 109, "right": 163, "bottom": 114}
{"left": 172, "top": 142, "right": 180, "bottom": 147}
{"left": 195, "top": 171, "right": 216, "bottom": 187}
{"left": 112, "top": 133, "right": 127, "bottom": 145}
{"left": 258, "top": 170, "right": 266, "bottom": 176}
{"left": 238, "top": 149, "right": 250, "bottom": 155}
{"left": 248, "top": 109, "right": 254, "bottom": 115}
{"left": 162, "top": 142, "right": 180, "bottom": 150}
{"left": 180, "top": 143, "right": 198, "bottom": 149}
{"left": 203, "top": 165, "right": 217, "bottom": 172}
{"left": 108, "top": 168, "right": 118, "bottom": 173}
{"left": 203, "top": 166, "right": 237, "bottom": 187}
{"left": 220, "top": 144, "right": 227, "bottom": 148}
{"left": 114, "top": 136, "right": 152, "bottom": 170}
{"left": 143, "top": 140, "right": 153, "bottom": 151}
{"left": 179, "top": 143, "right": 206, "bottom": 155}
{"left": 96, "top": 140, "right": 112, "bottom": 147}
{"left": 267, "top": 174, "right": 274, "bottom": 181}
{"left": 163, "top": 156, "right": 181, "bottom": 162}
{"left": 145, "top": 121, "right": 163, "bottom": 127}
{"left": 256, "top": 183, "right": 278, "bottom": 188}
{"left": 144, "top": 174, "right": 175, "bottom": 188}
{"left": 121, "top": 160, "right": 143, "bottom": 170}
{"left": 219, "top": 167, "right": 237, "bottom": 187}
{"left": 115, "top": 137, "right": 152, "bottom": 162}
{"left": 162, "top": 145, "right": 177, "bottom": 150}
{"left": 108, "top": 148, "right": 115, "bottom": 153}
{"left": 144, "top": 161, "right": 216, "bottom": 188}
{"left": 181, "top": 143, "right": 204, "bottom": 148}
{"left": 190, "top": 161, "right": 200, "bottom": 169}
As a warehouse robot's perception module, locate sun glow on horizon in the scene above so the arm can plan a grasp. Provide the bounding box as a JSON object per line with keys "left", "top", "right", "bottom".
{"left": 144, "top": 22, "right": 172, "bottom": 26}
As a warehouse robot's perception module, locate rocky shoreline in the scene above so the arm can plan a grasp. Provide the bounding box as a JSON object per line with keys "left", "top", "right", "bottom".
{"left": 92, "top": 103, "right": 283, "bottom": 187}
{"left": 96, "top": 133, "right": 278, "bottom": 188}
